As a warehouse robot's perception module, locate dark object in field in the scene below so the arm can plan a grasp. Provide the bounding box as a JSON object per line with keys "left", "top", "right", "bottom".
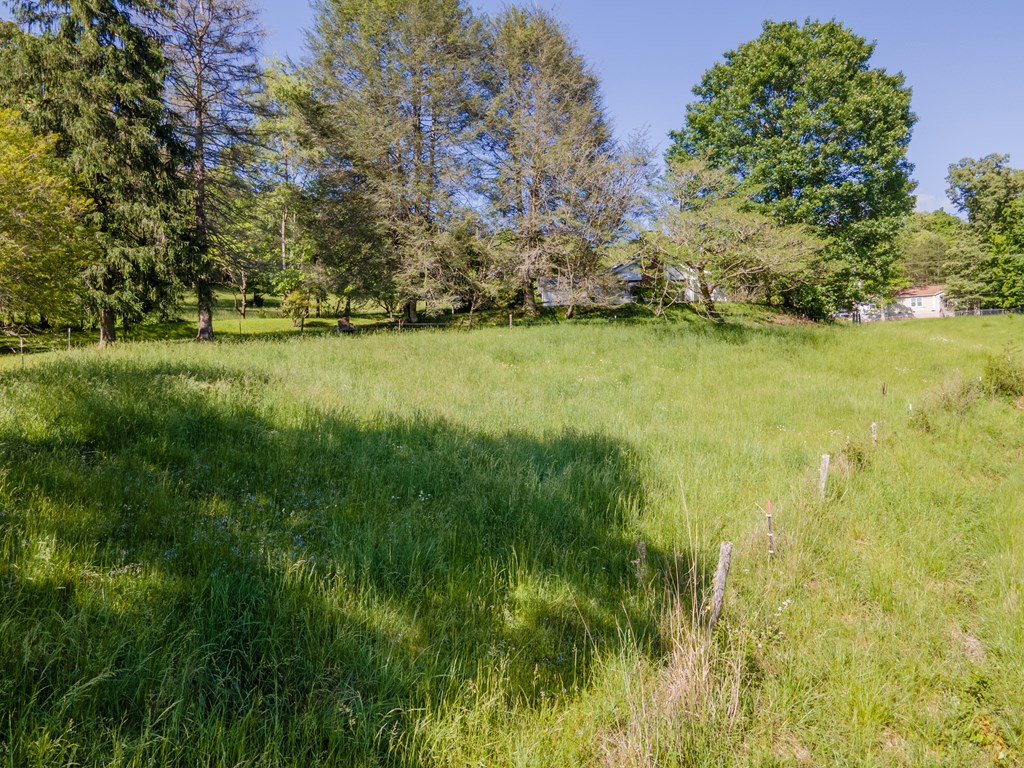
{"left": 334, "top": 319, "right": 357, "bottom": 334}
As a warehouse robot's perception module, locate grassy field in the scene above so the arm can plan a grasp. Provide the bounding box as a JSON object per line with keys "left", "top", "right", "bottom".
{"left": 0, "top": 314, "right": 1022, "bottom": 766}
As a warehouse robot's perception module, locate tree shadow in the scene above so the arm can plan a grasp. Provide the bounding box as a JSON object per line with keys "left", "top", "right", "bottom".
{"left": 0, "top": 359, "right": 681, "bottom": 765}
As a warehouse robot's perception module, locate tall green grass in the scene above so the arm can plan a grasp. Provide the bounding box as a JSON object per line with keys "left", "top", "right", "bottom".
{"left": 1, "top": 316, "right": 1021, "bottom": 765}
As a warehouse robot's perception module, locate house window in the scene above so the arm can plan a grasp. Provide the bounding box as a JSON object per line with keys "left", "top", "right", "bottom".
{"left": 911, "top": 297, "right": 923, "bottom": 307}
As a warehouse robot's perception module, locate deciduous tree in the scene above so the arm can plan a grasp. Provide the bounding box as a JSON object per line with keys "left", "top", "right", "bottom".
{"left": 162, "top": 0, "right": 264, "bottom": 339}
{"left": 483, "top": 8, "right": 647, "bottom": 315}
{"left": 644, "top": 158, "right": 822, "bottom": 318}
{"left": 0, "top": 109, "right": 97, "bottom": 322}
{"left": 944, "top": 155, "right": 1024, "bottom": 308}
{"left": 670, "top": 19, "right": 916, "bottom": 313}
{"left": 304, "top": 0, "right": 487, "bottom": 323}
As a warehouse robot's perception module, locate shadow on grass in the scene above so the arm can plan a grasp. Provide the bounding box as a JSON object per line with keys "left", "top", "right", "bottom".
{"left": 0, "top": 358, "right": 682, "bottom": 765}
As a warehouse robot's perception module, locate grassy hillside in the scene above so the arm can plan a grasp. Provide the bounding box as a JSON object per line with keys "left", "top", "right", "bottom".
{"left": 1, "top": 316, "right": 1022, "bottom": 766}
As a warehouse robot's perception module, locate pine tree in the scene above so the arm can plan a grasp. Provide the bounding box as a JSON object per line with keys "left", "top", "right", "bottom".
{"left": 484, "top": 8, "right": 648, "bottom": 317}
{"left": 0, "top": 0, "right": 187, "bottom": 346}
{"left": 305, "top": 0, "right": 487, "bottom": 323}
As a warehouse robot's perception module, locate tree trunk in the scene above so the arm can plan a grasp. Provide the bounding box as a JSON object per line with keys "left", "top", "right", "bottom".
{"left": 403, "top": 300, "right": 418, "bottom": 324}
{"left": 522, "top": 274, "right": 538, "bottom": 315}
{"left": 699, "top": 279, "right": 720, "bottom": 320}
{"left": 280, "top": 208, "right": 288, "bottom": 269}
{"left": 196, "top": 279, "right": 215, "bottom": 341}
{"left": 344, "top": 295, "right": 352, "bottom": 320}
{"left": 98, "top": 308, "right": 116, "bottom": 348}
{"left": 238, "top": 270, "right": 247, "bottom": 319}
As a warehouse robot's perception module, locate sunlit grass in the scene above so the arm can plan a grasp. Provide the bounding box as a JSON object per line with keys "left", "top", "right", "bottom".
{"left": 0, "top": 315, "right": 1021, "bottom": 765}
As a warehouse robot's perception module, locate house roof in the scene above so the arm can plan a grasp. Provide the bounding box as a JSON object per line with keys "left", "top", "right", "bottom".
{"left": 896, "top": 284, "right": 945, "bottom": 298}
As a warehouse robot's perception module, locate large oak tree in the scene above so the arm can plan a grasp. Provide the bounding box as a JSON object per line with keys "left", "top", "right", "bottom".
{"left": 670, "top": 19, "right": 916, "bottom": 313}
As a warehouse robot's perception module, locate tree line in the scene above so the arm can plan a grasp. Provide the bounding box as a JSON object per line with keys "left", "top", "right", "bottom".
{"left": 0, "top": 5, "right": 1018, "bottom": 343}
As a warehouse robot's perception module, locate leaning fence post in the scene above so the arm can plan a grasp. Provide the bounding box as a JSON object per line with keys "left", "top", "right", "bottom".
{"left": 707, "top": 542, "right": 733, "bottom": 632}
{"left": 819, "top": 454, "right": 831, "bottom": 500}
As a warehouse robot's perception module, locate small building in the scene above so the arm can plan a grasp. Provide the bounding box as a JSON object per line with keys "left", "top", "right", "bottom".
{"left": 895, "top": 285, "right": 948, "bottom": 319}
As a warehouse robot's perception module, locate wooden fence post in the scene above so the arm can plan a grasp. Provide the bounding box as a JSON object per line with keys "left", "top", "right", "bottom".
{"left": 819, "top": 454, "right": 831, "bottom": 500}
{"left": 708, "top": 542, "right": 733, "bottom": 632}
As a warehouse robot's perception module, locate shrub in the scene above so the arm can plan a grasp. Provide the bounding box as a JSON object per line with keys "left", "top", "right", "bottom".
{"left": 983, "top": 348, "right": 1024, "bottom": 399}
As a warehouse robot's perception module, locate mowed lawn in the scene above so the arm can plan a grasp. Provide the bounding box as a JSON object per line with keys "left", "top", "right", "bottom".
{"left": 1, "top": 315, "right": 1021, "bottom": 766}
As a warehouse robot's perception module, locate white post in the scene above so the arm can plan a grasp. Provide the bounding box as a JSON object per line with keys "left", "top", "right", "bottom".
{"left": 819, "top": 454, "right": 831, "bottom": 500}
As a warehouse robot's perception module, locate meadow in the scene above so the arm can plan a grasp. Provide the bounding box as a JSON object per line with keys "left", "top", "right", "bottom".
{"left": 0, "top": 313, "right": 1022, "bottom": 766}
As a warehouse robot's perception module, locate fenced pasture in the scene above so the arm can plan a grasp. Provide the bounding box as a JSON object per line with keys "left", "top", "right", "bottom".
{"left": 0, "top": 316, "right": 1021, "bottom": 766}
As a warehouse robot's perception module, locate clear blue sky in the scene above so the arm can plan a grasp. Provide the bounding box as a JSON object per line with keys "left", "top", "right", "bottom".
{"left": 5, "top": 2, "right": 1017, "bottom": 211}
{"left": 259, "top": 0, "right": 1024, "bottom": 214}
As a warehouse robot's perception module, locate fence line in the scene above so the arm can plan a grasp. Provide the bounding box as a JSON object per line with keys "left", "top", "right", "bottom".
{"left": 952, "top": 307, "right": 1023, "bottom": 317}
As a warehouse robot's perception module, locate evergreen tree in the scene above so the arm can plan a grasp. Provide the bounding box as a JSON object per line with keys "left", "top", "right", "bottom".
{"left": 484, "top": 7, "right": 648, "bottom": 317}
{"left": 304, "top": 0, "right": 487, "bottom": 323}
{"left": 0, "top": 0, "right": 187, "bottom": 346}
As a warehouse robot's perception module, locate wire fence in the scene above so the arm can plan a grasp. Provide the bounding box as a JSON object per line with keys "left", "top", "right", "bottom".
{"left": 952, "top": 307, "right": 1024, "bottom": 317}
{"left": 2, "top": 326, "right": 76, "bottom": 356}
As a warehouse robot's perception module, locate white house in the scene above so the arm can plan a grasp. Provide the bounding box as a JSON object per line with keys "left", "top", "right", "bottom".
{"left": 895, "top": 285, "right": 948, "bottom": 319}
{"left": 538, "top": 260, "right": 726, "bottom": 308}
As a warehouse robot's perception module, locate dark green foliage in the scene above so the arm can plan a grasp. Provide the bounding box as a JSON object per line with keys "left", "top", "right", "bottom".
{"left": 944, "top": 156, "right": 1024, "bottom": 308}
{"left": 670, "top": 19, "right": 917, "bottom": 311}
{"left": 0, "top": 0, "right": 188, "bottom": 343}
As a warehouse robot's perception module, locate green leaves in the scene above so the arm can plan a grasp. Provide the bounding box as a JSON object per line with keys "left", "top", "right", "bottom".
{"left": 670, "top": 19, "right": 917, "bottom": 308}
{"left": 645, "top": 158, "right": 824, "bottom": 315}
{"left": 1, "top": 1, "right": 188, "bottom": 340}
{"left": 941, "top": 156, "right": 1024, "bottom": 309}
{"left": 0, "top": 109, "right": 98, "bottom": 320}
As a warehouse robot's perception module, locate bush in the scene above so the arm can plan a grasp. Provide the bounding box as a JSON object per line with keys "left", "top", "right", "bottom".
{"left": 983, "top": 348, "right": 1024, "bottom": 399}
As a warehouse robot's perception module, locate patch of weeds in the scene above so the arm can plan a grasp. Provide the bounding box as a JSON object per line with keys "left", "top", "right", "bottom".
{"left": 910, "top": 370, "right": 985, "bottom": 433}
{"left": 936, "top": 371, "right": 983, "bottom": 415}
{"left": 983, "top": 347, "right": 1024, "bottom": 400}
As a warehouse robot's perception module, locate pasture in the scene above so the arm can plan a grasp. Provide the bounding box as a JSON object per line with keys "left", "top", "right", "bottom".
{"left": 1, "top": 315, "right": 1021, "bottom": 766}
